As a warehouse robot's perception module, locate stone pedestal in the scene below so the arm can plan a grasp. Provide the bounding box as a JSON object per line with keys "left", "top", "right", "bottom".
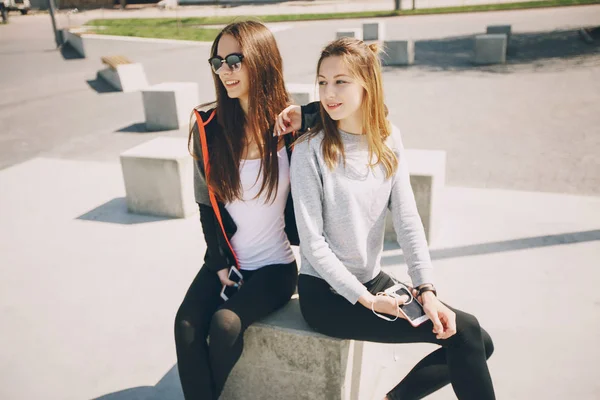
{"left": 487, "top": 24, "right": 512, "bottom": 41}
{"left": 385, "top": 149, "right": 446, "bottom": 244}
{"left": 363, "top": 22, "right": 385, "bottom": 41}
{"left": 222, "top": 299, "right": 362, "bottom": 400}
{"left": 381, "top": 40, "right": 415, "bottom": 66}
{"left": 142, "top": 82, "right": 199, "bottom": 131}
{"left": 62, "top": 29, "right": 86, "bottom": 58}
{"left": 474, "top": 34, "right": 507, "bottom": 65}
{"left": 97, "top": 63, "right": 149, "bottom": 93}
{"left": 336, "top": 29, "right": 363, "bottom": 40}
{"left": 120, "top": 137, "right": 195, "bottom": 218}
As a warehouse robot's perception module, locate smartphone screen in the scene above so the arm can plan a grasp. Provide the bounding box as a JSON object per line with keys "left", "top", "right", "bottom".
{"left": 393, "top": 286, "right": 428, "bottom": 322}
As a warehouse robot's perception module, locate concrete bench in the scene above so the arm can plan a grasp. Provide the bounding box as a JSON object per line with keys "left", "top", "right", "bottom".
{"left": 61, "top": 29, "right": 85, "bottom": 58}
{"left": 223, "top": 299, "right": 364, "bottom": 400}
{"left": 97, "top": 55, "right": 149, "bottom": 93}
{"left": 223, "top": 298, "right": 427, "bottom": 400}
{"left": 120, "top": 137, "right": 196, "bottom": 218}
{"left": 142, "top": 82, "right": 199, "bottom": 131}
{"left": 474, "top": 34, "right": 507, "bottom": 65}
{"left": 287, "top": 83, "right": 319, "bottom": 105}
{"left": 336, "top": 29, "right": 363, "bottom": 40}
{"left": 385, "top": 149, "right": 446, "bottom": 245}
{"left": 363, "top": 22, "right": 385, "bottom": 41}
{"left": 381, "top": 40, "right": 415, "bottom": 66}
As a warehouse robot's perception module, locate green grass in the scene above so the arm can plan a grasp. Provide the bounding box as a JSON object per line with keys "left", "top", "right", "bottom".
{"left": 85, "top": 0, "right": 600, "bottom": 41}
{"left": 88, "top": 25, "right": 221, "bottom": 41}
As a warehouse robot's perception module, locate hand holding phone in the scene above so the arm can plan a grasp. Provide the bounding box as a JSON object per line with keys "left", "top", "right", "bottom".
{"left": 384, "top": 283, "right": 430, "bottom": 327}
{"left": 220, "top": 266, "right": 244, "bottom": 301}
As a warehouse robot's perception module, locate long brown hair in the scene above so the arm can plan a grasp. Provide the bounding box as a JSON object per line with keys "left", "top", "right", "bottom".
{"left": 307, "top": 37, "right": 398, "bottom": 178}
{"left": 189, "top": 20, "right": 289, "bottom": 203}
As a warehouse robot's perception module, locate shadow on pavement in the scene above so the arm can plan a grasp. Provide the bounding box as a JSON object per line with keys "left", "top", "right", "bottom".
{"left": 385, "top": 29, "right": 600, "bottom": 73}
{"left": 86, "top": 78, "right": 119, "bottom": 94}
{"left": 116, "top": 123, "right": 150, "bottom": 133}
{"left": 77, "top": 197, "right": 176, "bottom": 225}
{"left": 382, "top": 229, "right": 600, "bottom": 266}
{"left": 93, "top": 364, "right": 183, "bottom": 400}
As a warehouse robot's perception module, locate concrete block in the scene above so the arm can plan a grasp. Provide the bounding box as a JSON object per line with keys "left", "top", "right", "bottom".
{"left": 287, "top": 83, "right": 319, "bottom": 105}
{"left": 62, "top": 29, "right": 85, "bottom": 58}
{"left": 97, "top": 63, "right": 149, "bottom": 93}
{"left": 222, "top": 299, "right": 363, "bottom": 400}
{"left": 385, "top": 149, "right": 446, "bottom": 244}
{"left": 142, "top": 82, "right": 199, "bottom": 131}
{"left": 120, "top": 137, "right": 196, "bottom": 218}
{"left": 487, "top": 24, "right": 512, "bottom": 41}
{"left": 336, "top": 29, "right": 362, "bottom": 40}
{"left": 474, "top": 34, "right": 507, "bottom": 65}
{"left": 381, "top": 40, "right": 415, "bottom": 66}
{"left": 363, "top": 22, "right": 385, "bottom": 41}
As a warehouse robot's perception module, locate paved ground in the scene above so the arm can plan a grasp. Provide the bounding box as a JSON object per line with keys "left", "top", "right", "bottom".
{"left": 30, "top": 0, "right": 551, "bottom": 20}
{"left": 2, "top": 5, "right": 600, "bottom": 194}
{"left": 1, "top": 4, "right": 600, "bottom": 400}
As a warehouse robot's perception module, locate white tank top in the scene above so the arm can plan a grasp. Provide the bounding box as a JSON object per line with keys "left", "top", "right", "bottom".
{"left": 225, "top": 146, "right": 295, "bottom": 270}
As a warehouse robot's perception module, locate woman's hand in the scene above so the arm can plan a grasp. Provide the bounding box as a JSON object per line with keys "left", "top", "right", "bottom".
{"left": 419, "top": 292, "right": 457, "bottom": 340}
{"left": 273, "top": 105, "right": 302, "bottom": 136}
{"left": 217, "top": 268, "right": 241, "bottom": 288}
{"left": 359, "top": 292, "right": 409, "bottom": 319}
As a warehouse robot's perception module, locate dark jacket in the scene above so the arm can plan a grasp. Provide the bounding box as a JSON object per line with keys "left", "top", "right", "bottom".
{"left": 192, "top": 105, "right": 314, "bottom": 273}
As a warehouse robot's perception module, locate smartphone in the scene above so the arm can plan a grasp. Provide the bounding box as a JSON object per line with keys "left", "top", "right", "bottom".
{"left": 220, "top": 267, "right": 244, "bottom": 301}
{"left": 385, "top": 283, "right": 429, "bottom": 327}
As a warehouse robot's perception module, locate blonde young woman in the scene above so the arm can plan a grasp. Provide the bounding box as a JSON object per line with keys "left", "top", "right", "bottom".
{"left": 276, "top": 38, "right": 496, "bottom": 400}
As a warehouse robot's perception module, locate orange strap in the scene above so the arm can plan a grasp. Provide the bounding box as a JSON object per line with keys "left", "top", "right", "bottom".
{"left": 193, "top": 109, "right": 240, "bottom": 270}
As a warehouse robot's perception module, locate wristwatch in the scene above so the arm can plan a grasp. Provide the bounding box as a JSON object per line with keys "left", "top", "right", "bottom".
{"left": 417, "top": 284, "right": 437, "bottom": 298}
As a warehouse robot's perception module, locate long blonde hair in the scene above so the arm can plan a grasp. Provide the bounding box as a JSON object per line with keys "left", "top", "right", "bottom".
{"left": 307, "top": 37, "right": 398, "bottom": 178}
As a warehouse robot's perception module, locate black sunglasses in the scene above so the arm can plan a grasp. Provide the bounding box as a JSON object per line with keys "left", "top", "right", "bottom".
{"left": 208, "top": 53, "right": 244, "bottom": 74}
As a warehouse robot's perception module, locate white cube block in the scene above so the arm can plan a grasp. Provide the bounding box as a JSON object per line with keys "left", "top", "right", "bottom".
{"left": 381, "top": 40, "right": 415, "bottom": 66}
{"left": 286, "top": 83, "right": 319, "bottom": 105}
{"left": 336, "top": 29, "right": 362, "bottom": 40}
{"left": 142, "top": 82, "right": 199, "bottom": 131}
{"left": 120, "top": 137, "right": 195, "bottom": 218}
{"left": 487, "top": 25, "right": 512, "bottom": 41}
{"left": 385, "top": 149, "right": 446, "bottom": 244}
{"left": 62, "top": 29, "right": 85, "bottom": 58}
{"left": 97, "top": 63, "right": 149, "bottom": 93}
{"left": 474, "top": 34, "right": 507, "bottom": 65}
{"left": 363, "top": 22, "right": 385, "bottom": 41}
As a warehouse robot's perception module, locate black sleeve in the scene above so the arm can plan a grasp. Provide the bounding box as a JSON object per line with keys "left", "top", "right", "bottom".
{"left": 198, "top": 203, "right": 229, "bottom": 273}
{"left": 300, "top": 101, "right": 321, "bottom": 132}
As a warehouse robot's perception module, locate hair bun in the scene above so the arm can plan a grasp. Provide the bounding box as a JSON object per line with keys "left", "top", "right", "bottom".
{"left": 367, "top": 42, "right": 381, "bottom": 54}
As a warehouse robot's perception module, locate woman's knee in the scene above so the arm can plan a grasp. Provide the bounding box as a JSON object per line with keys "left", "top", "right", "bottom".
{"left": 481, "top": 327, "right": 495, "bottom": 359}
{"left": 451, "top": 311, "right": 486, "bottom": 350}
{"left": 174, "top": 307, "right": 197, "bottom": 348}
{"left": 209, "top": 309, "right": 243, "bottom": 347}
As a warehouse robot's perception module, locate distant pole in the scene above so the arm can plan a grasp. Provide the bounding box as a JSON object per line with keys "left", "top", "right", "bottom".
{"left": 47, "top": 0, "right": 62, "bottom": 47}
{"left": 412, "top": 0, "right": 416, "bottom": 10}
{"left": 395, "top": 0, "right": 401, "bottom": 11}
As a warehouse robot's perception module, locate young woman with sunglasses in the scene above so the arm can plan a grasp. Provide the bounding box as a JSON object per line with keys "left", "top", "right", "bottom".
{"left": 174, "top": 21, "right": 302, "bottom": 400}
{"left": 278, "top": 38, "right": 496, "bottom": 400}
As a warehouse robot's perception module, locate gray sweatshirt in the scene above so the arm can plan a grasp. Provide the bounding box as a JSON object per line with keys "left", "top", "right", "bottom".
{"left": 290, "top": 126, "right": 434, "bottom": 304}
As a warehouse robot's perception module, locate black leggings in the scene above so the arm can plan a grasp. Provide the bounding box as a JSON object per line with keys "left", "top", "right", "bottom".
{"left": 174, "top": 261, "right": 298, "bottom": 400}
{"left": 298, "top": 272, "right": 495, "bottom": 400}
